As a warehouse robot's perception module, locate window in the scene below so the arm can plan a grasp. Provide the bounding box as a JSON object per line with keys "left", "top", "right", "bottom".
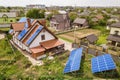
{"left": 41, "top": 35, "right": 45, "bottom": 40}
{"left": 114, "top": 31, "right": 119, "bottom": 35}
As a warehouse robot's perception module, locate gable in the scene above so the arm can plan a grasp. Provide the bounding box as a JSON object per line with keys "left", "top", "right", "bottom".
{"left": 29, "top": 28, "right": 56, "bottom": 48}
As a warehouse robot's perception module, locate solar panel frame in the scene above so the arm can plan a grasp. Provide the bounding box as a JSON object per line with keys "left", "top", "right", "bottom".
{"left": 91, "top": 54, "right": 116, "bottom": 73}
{"left": 26, "top": 25, "right": 43, "bottom": 45}
{"left": 64, "top": 48, "right": 83, "bottom": 73}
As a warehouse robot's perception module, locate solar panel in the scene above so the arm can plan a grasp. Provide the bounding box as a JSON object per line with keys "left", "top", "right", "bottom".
{"left": 64, "top": 48, "right": 83, "bottom": 73}
{"left": 91, "top": 54, "right": 116, "bottom": 73}
{"left": 17, "top": 29, "right": 28, "bottom": 40}
{"left": 26, "top": 25, "right": 43, "bottom": 45}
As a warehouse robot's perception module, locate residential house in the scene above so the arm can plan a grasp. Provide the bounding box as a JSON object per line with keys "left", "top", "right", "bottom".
{"left": 107, "top": 22, "right": 120, "bottom": 47}
{"left": 0, "top": 12, "right": 18, "bottom": 23}
{"left": 10, "top": 17, "right": 64, "bottom": 59}
{"left": 80, "top": 34, "right": 98, "bottom": 46}
{"left": 95, "top": 14, "right": 104, "bottom": 20}
{"left": 50, "top": 14, "right": 70, "bottom": 31}
{"left": 72, "top": 18, "right": 89, "bottom": 28}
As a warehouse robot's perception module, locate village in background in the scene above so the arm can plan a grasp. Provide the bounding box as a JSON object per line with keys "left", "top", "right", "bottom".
{"left": 0, "top": 4, "right": 120, "bottom": 79}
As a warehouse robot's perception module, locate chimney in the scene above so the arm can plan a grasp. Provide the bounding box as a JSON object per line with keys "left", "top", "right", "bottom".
{"left": 27, "top": 18, "right": 31, "bottom": 28}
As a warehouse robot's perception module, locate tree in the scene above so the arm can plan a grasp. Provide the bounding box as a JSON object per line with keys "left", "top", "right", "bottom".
{"left": 69, "top": 12, "right": 78, "bottom": 22}
{"left": 26, "top": 9, "right": 45, "bottom": 19}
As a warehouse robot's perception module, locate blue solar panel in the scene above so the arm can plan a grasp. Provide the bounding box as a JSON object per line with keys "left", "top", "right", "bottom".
{"left": 26, "top": 25, "right": 43, "bottom": 45}
{"left": 17, "top": 29, "right": 28, "bottom": 40}
{"left": 64, "top": 48, "right": 83, "bottom": 73}
{"left": 91, "top": 54, "right": 116, "bottom": 73}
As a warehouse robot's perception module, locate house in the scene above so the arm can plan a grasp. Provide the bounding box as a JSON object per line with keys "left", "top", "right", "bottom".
{"left": 0, "top": 12, "right": 18, "bottom": 23}
{"left": 107, "top": 22, "right": 120, "bottom": 47}
{"left": 50, "top": 14, "right": 70, "bottom": 31}
{"left": 95, "top": 14, "right": 104, "bottom": 20}
{"left": 58, "top": 10, "right": 67, "bottom": 14}
{"left": 72, "top": 18, "right": 89, "bottom": 28}
{"left": 80, "top": 34, "right": 98, "bottom": 46}
{"left": 10, "top": 17, "right": 64, "bottom": 59}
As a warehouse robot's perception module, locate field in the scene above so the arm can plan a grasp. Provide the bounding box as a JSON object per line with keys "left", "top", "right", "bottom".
{"left": 57, "top": 26, "right": 109, "bottom": 46}
{"left": 57, "top": 28, "right": 100, "bottom": 43}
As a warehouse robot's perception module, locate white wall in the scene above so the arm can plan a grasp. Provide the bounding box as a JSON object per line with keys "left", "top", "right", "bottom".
{"left": 29, "top": 29, "right": 55, "bottom": 48}
{"left": 110, "top": 27, "right": 120, "bottom": 35}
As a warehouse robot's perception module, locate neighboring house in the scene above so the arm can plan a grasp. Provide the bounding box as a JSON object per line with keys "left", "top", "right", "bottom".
{"left": 107, "top": 18, "right": 119, "bottom": 30}
{"left": 80, "top": 34, "right": 98, "bottom": 45}
{"left": 107, "top": 22, "right": 120, "bottom": 47}
{"left": 58, "top": 10, "right": 67, "bottom": 14}
{"left": 0, "top": 12, "right": 18, "bottom": 23}
{"left": 50, "top": 14, "right": 70, "bottom": 31}
{"left": 72, "top": 18, "right": 89, "bottom": 28}
{"left": 10, "top": 17, "right": 64, "bottom": 59}
{"left": 95, "top": 14, "right": 104, "bottom": 20}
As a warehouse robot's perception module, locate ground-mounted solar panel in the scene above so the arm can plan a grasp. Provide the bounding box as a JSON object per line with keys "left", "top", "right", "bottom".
{"left": 64, "top": 47, "right": 83, "bottom": 73}
{"left": 17, "top": 29, "right": 28, "bottom": 40}
{"left": 91, "top": 54, "right": 116, "bottom": 73}
{"left": 26, "top": 25, "right": 43, "bottom": 45}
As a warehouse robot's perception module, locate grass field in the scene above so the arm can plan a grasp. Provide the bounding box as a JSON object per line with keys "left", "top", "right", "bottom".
{"left": 0, "top": 34, "right": 120, "bottom": 79}
{"left": 0, "top": 27, "right": 10, "bottom": 32}
{"left": 57, "top": 26, "right": 109, "bottom": 46}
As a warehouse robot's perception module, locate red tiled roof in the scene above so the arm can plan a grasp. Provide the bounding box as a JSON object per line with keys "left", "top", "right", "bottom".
{"left": 30, "top": 46, "right": 45, "bottom": 53}
{"left": 40, "top": 39, "right": 64, "bottom": 49}
{"left": 96, "top": 14, "right": 104, "bottom": 20}
{"left": 11, "top": 22, "right": 25, "bottom": 31}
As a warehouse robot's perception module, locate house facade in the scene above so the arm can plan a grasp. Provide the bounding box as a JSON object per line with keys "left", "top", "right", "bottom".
{"left": 107, "top": 22, "right": 120, "bottom": 47}
{"left": 50, "top": 14, "right": 71, "bottom": 31}
{"left": 10, "top": 17, "right": 64, "bottom": 59}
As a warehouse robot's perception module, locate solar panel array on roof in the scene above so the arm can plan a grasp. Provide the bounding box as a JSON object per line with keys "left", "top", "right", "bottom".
{"left": 64, "top": 48, "right": 83, "bottom": 73}
{"left": 17, "top": 29, "right": 28, "bottom": 40}
{"left": 26, "top": 25, "right": 43, "bottom": 45}
{"left": 91, "top": 54, "right": 116, "bottom": 73}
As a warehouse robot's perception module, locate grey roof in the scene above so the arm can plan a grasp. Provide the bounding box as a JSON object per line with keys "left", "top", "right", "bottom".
{"left": 107, "top": 35, "right": 120, "bottom": 43}
{"left": 52, "top": 14, "right": 69, "bottom": 23}
{"left": 0, "top": 12, "right": 16, "bottom": 18}
{"left": 110, "top": 22, "right": 120, "bottom": 28}
{"left": 86, "top": 34, "right": 98, "bottom": 43}
{"left": 73, "top": 18, "right": 86, "bottom": 24}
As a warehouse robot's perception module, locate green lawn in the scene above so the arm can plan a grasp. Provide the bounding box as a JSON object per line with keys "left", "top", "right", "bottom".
{"left": 92, "top": 25, "right": 110, "bottom": 45}
{"left": 0, "top": 27, "right": 10, "bottom": 32}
